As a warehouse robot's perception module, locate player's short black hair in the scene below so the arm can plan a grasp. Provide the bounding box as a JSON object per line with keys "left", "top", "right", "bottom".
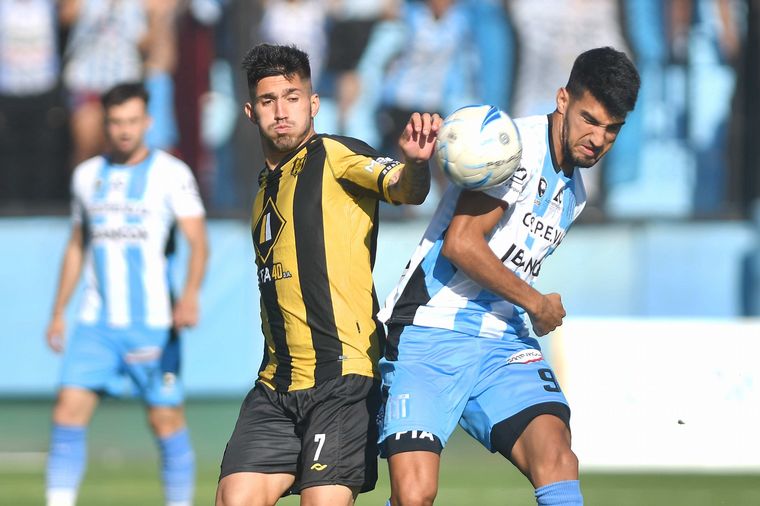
{"left": 566, "top": 47, "right": 640, "bottom": 118}
{"left": 101, "top": 82, "right": 149, "bottom": 110}
{"left": 241, "top": 43, "right": 311, "bottom": 94}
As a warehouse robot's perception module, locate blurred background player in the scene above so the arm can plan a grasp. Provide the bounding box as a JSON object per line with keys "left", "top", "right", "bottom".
{"left": 44, "top": 82, "right": 209, "bottom": 506}
{"left": 215, "top": 43, "right": 440, "bottom": 506}
{"left": 59, "top": 0, "right": 148, "bottom": 166}
{"left": 377, "top": 47, "right": 640, "bottom": 506}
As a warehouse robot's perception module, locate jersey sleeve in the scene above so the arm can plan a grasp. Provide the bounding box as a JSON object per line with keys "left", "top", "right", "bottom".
{"left": 167, "top": 160, "right": 206, "bottom": 218}
{"left": 69, "top": 160, "right": 93, "bottom": 226}
{"left": 325, "top": 136, "right": 404, "bottom": 203}
{"left": 482, "top": 163, "right": 534, "bottom": 208}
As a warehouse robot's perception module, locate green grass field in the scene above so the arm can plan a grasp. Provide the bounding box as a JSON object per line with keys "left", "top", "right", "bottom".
{"left": 1, "top": 399, "right": 758, "bottom": 505}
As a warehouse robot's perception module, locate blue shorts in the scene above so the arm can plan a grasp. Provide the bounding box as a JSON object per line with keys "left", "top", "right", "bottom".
{"left": 59, "top": 324, "right": 183, "bottom": 406}
{"left": 378, "top": 325, "right": 569, "bottom": 452}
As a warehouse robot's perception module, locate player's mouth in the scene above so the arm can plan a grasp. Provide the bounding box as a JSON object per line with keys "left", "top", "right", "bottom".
{"left": 579, "top": 145, "right": 598, "bottom": 158}
{"left": 273, "top": 123, "right": 292, "bottom": 133}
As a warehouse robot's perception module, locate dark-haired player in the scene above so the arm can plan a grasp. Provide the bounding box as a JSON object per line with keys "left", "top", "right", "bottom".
{"left": 215, "top": 44, "right": 441, "bottom": 506}
{"left": 45, "top": 82, "right": 208, "bottom": 506}
{"left": 377, "top": 47, "right": 640, "bottom": 506}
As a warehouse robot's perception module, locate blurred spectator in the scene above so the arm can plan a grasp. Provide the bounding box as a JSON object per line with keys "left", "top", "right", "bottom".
{"left": 173, "top": 0, "right": 225, "bottom": 200}
{"left": 0, "top": 0, "right": 68, "bottom": 208}
{"left": 377, "top": 0, "right": 479, "bottom": 193}
{"left": 468, "top": 0, "right": 514, "bottom": 112}
{"left": 670, "top": 0, "right": 744, "bottom": 216}
{"left": 258, "top": 0, "right": 328, "bottom": 89}
{"left": 59, "top": 0, "right": 148, "bottom": 166}
{"left": 324, "top": 0, "right": 398, "bottom": 134}
{"left": 506, "top": 0, "right": 632, "bottom": 216}
{"left": 728, "top": 0, "right": 759, "bottom": 215}
{"left": 143, "top": 0, "right": 181, "bottom": 151}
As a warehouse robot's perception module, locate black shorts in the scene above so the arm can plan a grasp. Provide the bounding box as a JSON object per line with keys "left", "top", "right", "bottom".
{"left": 219, "top": 374, "right": 380, "bottom": 495}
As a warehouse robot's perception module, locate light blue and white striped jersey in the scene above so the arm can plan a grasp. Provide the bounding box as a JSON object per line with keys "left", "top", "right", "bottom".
{"left": 71, "top": 150, "right": 205, "bottom": 329}
{"left": 378, "top": 114, "right": 586, "bottom": 339}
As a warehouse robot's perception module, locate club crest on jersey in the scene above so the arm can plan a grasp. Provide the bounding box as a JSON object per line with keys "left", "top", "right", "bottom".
{"left": 253, "top": 197, "right": 286, "bottom": 263}
{"left": 290, "top": 155, "right": 306, "bottom": 177}
{"left": 506, "top": 349, "right": 543, "bottom": 365}
{"left": 538, "top": 177, "right": 548, "bottom": 197}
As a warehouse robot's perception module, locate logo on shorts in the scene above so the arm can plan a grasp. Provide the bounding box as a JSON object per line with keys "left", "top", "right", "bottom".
{"left": 393, "top": 430, "right": 435, "bottom": 441}
{"left": 310, "top": 463, "right": 327, "bottom": 471}
{"left": 506, "top": 349, "right": 543, "bottom": 365}
{"left": 161, "top": 372, "right": 177, "bottom": 394}
{"left": 163, "top": 372, "right": 176, "bottom": 387}
{"left": 385, "top": 393, "right": 410, "bottom": 420}
{"left": 125, "top": 346, "right": 161, "bottom": 364}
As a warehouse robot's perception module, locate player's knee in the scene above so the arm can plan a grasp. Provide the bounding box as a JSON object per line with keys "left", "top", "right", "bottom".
{"left": 393, "top": 484, "right": 437, "bottom": 506}
{"left": 215, "top": 481, "right": 260, "bottom": 506}
{"left": 531, "top": 446, "right": 578, "bottom": 485}
{"left": 52, "top": 392, "right": 95, "bottom": 426}
{"left": 147, "top": 406, "right": 185, "bottom": 437}
{"left": 52, "top": 402, "right": 78, "bottom": 425}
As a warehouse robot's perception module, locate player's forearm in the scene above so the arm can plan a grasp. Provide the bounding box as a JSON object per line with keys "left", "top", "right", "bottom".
{"left": 387, "top": 161, "right": 431, "bottom": 204}
{"left": 181, "top": 237, "right": 208, "bottom": 299}
{"left": 51, "top": 241, "right": 84, "bottom": 316}
{"left": 442, "top": 234, "right": 543, "bottom": 315}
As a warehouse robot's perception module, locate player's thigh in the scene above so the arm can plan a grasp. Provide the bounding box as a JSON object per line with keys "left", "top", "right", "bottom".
{"left": 216, "top": 471, "right": 295, "bottom": 506}
{"left": 298, "top": 375, "right": 380, "bottom": 494}
{"left": 59, "top": 325, "right": 121, "bottom": 394}
{"left": 52, "top": 387, "right": 100, "bottom": 426}
{"left": 460, "top": 341, "right": 571, "bottom": 457}
{"left": 121, "top": 327, "right": 184, "bottom": 407}
{"left": 219, "top": 384, "right": 301, "bottom": 481}
{"left": 379, "top": 325, "right": 481, "bottom": 448}
{"left": 509, "top": 413, "right": 577, "bottom": 486}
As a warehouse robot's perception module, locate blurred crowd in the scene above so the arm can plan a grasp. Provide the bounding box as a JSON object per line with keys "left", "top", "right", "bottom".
{"left": 0, "top": 0, "right": 759, "bottom": 221}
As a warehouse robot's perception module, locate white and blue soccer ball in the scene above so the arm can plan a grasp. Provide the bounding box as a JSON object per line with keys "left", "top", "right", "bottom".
{"left": 435, "top": 105, "right": 522, "bottom": 190}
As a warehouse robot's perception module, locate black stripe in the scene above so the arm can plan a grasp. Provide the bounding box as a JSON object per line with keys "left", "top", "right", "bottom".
{"left": 384, "top": 324, "right": 403, "bottom": 361}
{"left": 385, "top": 263, "right": 431, "bottom": 326}
{"left": 322, "top": 134, "right": 382, "bottom": 157}
{"left": 255, "top": 168, "right": 292, "bottom": 390}
{"left": 293, "top": 139, "right": 343, "bottom": 384}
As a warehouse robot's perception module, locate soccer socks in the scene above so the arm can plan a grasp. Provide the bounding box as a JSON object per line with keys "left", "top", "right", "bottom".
{"left": 157, "top": 428, "right": 195, "bottom": 506}
{"left": 46, "top": 424, "right": 87, "bottom": 506}
{"left": 535, "top": 480, "right": 583, "bottom": 505}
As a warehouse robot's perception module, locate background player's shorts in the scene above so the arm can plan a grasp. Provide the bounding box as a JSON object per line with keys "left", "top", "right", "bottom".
{"left": 219, "top": 374, "right": 380, "bottom": 495}
{"left": 59, "top": 324, "right": 183, "bottom": 406}
{"left": 378, "top": 324, "right": 569, "bottom": 454}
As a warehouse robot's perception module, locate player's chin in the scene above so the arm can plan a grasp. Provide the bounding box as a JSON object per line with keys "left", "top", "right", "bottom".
{"left": 573, "top": 155, "right": 599, "bottom": 169}
{"left": 272, "top": 135, "right": 301, "bottom": 153}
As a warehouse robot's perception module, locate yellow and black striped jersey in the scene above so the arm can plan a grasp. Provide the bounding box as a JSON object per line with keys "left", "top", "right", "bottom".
{"left": 252, "top": 134, "right": 404, "bottom": 392}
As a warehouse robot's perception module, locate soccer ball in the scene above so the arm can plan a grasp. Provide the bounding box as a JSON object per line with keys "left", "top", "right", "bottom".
{"left": 435, "top": 105, "right": 522, "bottom": 190}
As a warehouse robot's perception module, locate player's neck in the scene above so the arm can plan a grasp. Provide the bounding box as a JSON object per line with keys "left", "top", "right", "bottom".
{"left": 549, "top": 111, "right": 574, "bottom": 177}
{"left": 109, "top": 145, "right": 150, "bottom": 166}
{"left": 262, "top": 132, "right": 315, "bottom": 171}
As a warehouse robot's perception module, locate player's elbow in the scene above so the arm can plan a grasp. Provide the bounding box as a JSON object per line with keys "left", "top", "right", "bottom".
{"left": 441, "top": 232, "right": 468, "bottom": 265}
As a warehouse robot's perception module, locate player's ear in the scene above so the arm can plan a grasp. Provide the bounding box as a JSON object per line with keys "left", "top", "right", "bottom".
{"left": 244, "top": 102, "right": 257, "bottom": 125}
{"left": 310, "top": 93, "right": 320, "bottom": 119}
{"left": 556, "top": 88, "right": 569, "bottom": 115}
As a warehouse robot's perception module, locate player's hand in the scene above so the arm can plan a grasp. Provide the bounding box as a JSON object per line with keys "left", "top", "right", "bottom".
{"left": 398, "top": 112, "right": 442, "bottom": 164}
{"left": 46, "top": 315, "right": 66, "bottom": 353}
{"left": 173, "top": 293, "right": 199, "bottom": 329}
{"left": 528, "top": 293, "right": 566, "bottom": 337}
